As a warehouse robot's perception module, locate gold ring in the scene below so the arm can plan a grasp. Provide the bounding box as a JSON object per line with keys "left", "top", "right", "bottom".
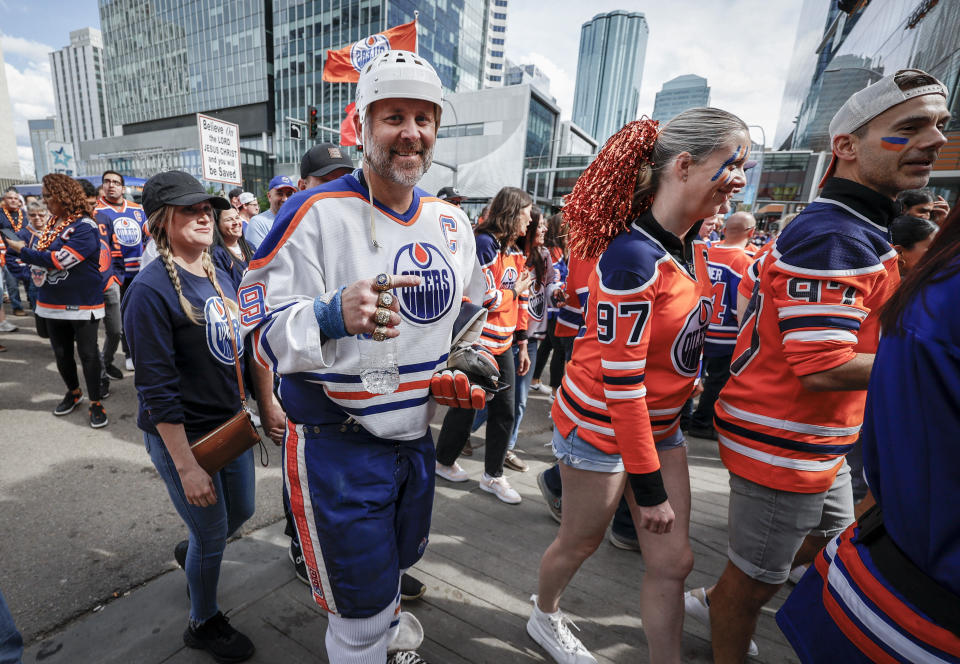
{"left": 373, "top": 273, "right": 391, "bottom": 292}
{"left": 374, "top": 308, "right": 391, "bottom": 326}
{"left": 377, "top": 291, "right": 394, "bottom": 308}
{"left": 372, "top": 326, "right": 388, "bottom": 342}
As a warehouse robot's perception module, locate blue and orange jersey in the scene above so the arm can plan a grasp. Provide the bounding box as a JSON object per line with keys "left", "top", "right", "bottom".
{"left": 95, "top": 197, "right": 147, "bottom": 280}
{"left": 93, "top": 212, "right": 121, "bottom": 292}
{"left": 704, "top": 244, "right": 752, "bottom": 357}
{"left": 737, "top": 240, "right": 774, "bottom": 301}
{"left": 716, "top": 178, "right": 900, "bottom": 494}
{"left": 476, "top": 231, "right": 529, "bottom": 355}
{"left": 555, "top": 254, "right": 596, "bottom": 338}
{"left": 552, "top": 211, "right": 713, "bottom": 476}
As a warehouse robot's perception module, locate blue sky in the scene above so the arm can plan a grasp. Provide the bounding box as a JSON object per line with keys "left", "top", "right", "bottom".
{"left": 2, "top": 1, "right": 803, "bottom": 177}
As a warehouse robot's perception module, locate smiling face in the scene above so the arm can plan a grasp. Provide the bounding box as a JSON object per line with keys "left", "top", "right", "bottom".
{"left": 682, "top": 133, "right": 750, "bottom": 220}
{"left": 168, "top": 201, "right": 215, "bottom": 256}
{"left": 841, "top": 95, "right": 950, "bottom": 198}
{"left": 28, "top": 208, "right": 47, "bottom": 230}
{"left": 360, "top": 98, "right": 438, "bottom": 187}
{"left": 218, "top": 208, "right": 243, "bottom": 241}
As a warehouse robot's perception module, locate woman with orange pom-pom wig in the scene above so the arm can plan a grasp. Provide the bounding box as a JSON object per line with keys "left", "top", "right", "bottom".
{"left": 526, "top": 108, "right": 750, "bottom": 664}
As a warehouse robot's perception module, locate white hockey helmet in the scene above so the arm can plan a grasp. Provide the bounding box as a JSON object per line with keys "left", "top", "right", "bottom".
{"left": 354, "top": 50, "right": 443, "bottom": 138}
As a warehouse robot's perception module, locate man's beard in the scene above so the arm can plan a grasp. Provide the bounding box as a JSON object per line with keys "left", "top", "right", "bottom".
{"left": 364, "top": 135, "right": 434, "bottom": 188}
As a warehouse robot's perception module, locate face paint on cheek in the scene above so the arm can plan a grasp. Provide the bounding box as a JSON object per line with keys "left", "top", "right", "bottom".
{"left": 880, "top": 137, "right": 908, "bottom": 151}
{"left": 711, "top": 145, "right": 742, "bottom": 182}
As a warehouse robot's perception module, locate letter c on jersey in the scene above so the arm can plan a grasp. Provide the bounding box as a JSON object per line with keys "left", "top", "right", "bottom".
{"left": 392, "top": 242, "right": 456, "bottom": 325}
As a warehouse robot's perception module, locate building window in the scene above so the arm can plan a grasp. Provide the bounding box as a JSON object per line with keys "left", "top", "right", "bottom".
{"left": 493, "top": 12, "right": 507, "bottom": 19}
{"left": 492, "top": 38, "right": 505, "bottom": 45}
{"left": 488, "top": 75, "right": 502, "bottom": 82}
{"left": 491, "top": 50, "right": 503, "bottom": 58}
{"left": 492, "top": 25, "right": 506, "bottom": 32}
{"left": 489, "top": 63, "right": 503, "bottom": 70}
{"left": 495, "top": 0, "right": 508, "bottom": 5}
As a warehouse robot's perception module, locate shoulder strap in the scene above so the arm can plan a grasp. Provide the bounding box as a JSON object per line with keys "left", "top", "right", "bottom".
{"left": 208, "top": 277, "right": 247, "bottom": 405}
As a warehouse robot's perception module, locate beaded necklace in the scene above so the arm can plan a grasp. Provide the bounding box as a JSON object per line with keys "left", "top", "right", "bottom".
{"left": 36, "top": 213, "right": 81, "bottom": 251}
{"left": 2, "top": 207, "right": 24, "bottom": 232}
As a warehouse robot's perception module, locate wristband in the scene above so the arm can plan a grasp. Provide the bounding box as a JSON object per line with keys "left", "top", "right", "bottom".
{"left": 627, "top": 470, "right": 668, "bottom": 507}
{"left": 313, "top": 286, "right": 348, "bottom": 339}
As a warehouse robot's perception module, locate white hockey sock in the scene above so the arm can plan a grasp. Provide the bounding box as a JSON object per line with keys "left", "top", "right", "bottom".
{"left": 325, "top": 601, "right": 394, "bottom": 664}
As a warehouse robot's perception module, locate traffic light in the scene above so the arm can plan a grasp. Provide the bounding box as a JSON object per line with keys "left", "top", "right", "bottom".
{"left": 308, "top": 105, "right": 318, "bottom": 139}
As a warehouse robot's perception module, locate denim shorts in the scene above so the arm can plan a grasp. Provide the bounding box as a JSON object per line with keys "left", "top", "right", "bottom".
{"left": 552, "top": 426, "right": 687, "bottom": 473}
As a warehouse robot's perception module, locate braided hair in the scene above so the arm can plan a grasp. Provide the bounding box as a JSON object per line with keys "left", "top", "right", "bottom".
{"left": 565, "top": 108, "right": 749, "bottom": 259}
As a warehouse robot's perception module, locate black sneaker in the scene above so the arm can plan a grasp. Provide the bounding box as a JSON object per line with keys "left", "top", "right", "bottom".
{"left": 388, "top": 652, "right": 428, "bottom": 664}
{"left": 89, "top": 402, "right": 108, "bottom": 428}
{"left": 400, "top": 573, "right": 426, "bottom": 601}
{"left": 100, "top": 379, "right": 111, "bottom": 400}
{"left": 536, "top": 469, "right": 562, "bottom": 524}
{"left": 54, "top": 390, "right": 82, "bottom": 416}
{"left": 105, "top": 363, "right": 124, "bottom": 380}
{"left": 175, "top": 540, "right": 188, "bottom": 569}
{"left": 288, "top": 540, "right": 308, "bottom": 585}
{"left": 687, "top": 424, "right": 718, "bottom": 440}
{"left": 183, "top": 612, "right": 254, "bottom": 663}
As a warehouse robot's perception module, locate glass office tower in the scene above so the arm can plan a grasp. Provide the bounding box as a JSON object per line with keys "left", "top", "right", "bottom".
{"left": 651, "top": 74, "right": 710, "bottom": 124}
{"left": 571, "top": 10, "right": 648, "bottom": 147}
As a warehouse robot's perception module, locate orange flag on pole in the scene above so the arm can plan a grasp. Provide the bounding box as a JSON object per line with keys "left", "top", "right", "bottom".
{"left": 322, "top": 20, "right": 418, "bottom": 83}
{"left": 339, "top": 103, "right": 358, "bottom": 147}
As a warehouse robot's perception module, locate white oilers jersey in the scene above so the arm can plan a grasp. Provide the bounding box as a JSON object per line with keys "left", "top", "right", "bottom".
{"left": 238, "top": 173, "right": 484, "bottom": 441}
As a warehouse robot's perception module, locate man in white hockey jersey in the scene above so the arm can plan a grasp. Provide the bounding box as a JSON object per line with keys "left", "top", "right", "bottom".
{"left": 238, "top": 51, "right": 487, "bottom": 664}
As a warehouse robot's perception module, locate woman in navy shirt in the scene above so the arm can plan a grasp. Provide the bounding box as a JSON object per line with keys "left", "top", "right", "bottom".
{"left": 123, "top": 171, "right": 255, "bottom": 663}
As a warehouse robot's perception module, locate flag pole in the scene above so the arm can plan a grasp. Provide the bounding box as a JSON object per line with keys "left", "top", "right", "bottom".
{"left": 414, "top": 11, "right": 419, "bottom": 54}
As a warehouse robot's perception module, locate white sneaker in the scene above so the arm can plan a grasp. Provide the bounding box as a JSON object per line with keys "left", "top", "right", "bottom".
{"left": 526, "top": 595, "right": 597, "bottom": 664}
{"left": 0, "top": 321, "right": 17, "bottom": 332}
{"left": 788, "top": 563, "right": 809, "bottom": 585}
{"left": 480, "top": 472, "right": 521, "bottom": 504}
{"left": 387, "top": 612, "right": 424, "bottom": 654}
{"left": 435, "top": 461, "right": 469, "bottom": 482}
{"left": 530, "top": 382, "right": 552, "bottom": 395}
{"left": 125, "top": 357, "right": 134, "bottom": 371}
{"left": 684, "top": 587, "right": 758, "bottom": 657}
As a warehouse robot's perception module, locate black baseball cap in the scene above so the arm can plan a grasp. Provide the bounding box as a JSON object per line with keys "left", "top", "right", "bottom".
{"left": 301, "top": 143, "right": 355, "bottom": 179}
{"left": 437, "top": 186, "right": 465, "bottom": 201}
{"left": 142, "top": 171, "right": 231, "bottom": 218}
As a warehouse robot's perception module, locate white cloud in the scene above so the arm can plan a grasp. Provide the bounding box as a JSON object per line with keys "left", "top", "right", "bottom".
{"left": 507, "top": 0, "right": 804, "bottom": 146}
{"left": 1, "top": 34, "right": 55, "bottom": 178}
{"left": 522, "top": 52, "right": 576, "bottom": 121}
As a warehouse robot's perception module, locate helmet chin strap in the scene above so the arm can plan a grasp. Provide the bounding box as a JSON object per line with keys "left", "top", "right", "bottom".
{"left": 360, "top": 121, "right": 382, "bottom": 250}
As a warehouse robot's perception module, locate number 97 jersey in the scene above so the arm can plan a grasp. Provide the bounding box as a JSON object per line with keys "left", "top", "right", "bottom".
{"left": 716, "top": 199, "right": 900, "bottom": 495}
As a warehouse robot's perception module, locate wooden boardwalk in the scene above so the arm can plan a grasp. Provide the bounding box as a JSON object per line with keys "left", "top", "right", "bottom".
{"left": 25, "top": 391, "right": 800, "bottom": 664}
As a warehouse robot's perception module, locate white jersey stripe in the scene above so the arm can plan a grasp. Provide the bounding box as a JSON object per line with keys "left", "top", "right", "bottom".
{"left": 718, "top": 400, "right": 862, "bottom": 437}
{"left": 563, "top": 376, "right": 608, "bottom": 410}
{"left": 603, "top": 387, "right": 647, "bottom": 400}
{"left": 718, "top": 434, "right": 845, "bottom": 472}
{"left": 601, "top": 358, "right": 646, "bottom": 370}
{"left": 777, "top": 304, "right": 868, "bottom": 320}
{"left": 555, "top": 394, "right": 615, "bottom": 436}
{"left": 783, "top": 329, "right": 858, "bottom": 344}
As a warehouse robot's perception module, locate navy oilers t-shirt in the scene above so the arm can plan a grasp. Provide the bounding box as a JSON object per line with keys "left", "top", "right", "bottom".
{"left": 122, "top": 258, "right": 244, "bottom": 440}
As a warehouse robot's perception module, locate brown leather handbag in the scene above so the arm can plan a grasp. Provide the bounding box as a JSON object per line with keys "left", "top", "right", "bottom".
{"left": 189, "top": 281, "right": 262, "bottom": 475}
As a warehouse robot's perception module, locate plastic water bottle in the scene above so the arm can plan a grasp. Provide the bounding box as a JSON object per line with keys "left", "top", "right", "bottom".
{"left": 358, "top": 334, "right": 400, "bottom": 394}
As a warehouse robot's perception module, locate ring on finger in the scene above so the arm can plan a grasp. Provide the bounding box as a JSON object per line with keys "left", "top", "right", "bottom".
{"left": 377, "top": 291, "right": 394, "bottom": 308}
{"left": 373, "top": 273, "right": 391, "bottom": 292}
{"left": 373, "top": 307, "right": 391, "bottom": 326}
{"left": 372, "top": 325, "right": 389, "bottom": 342}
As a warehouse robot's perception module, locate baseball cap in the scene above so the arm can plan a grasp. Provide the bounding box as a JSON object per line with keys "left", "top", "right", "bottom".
{"left": 268, "top": 175, "right": 297, "bottom": 191}
{"left": 820, "top": 68, "right": 948, "bottom": 187}
{"left": 437, "top": 186, "right": 465, "bottom": 201}
{"left": 300, "top": 143, "right": 355, "bottom": 179}
{"left": 238, "top": 192, "right": 257, "bottom": 205}
{"left": 141, "top": 170, "right": 230, "bottom": 218}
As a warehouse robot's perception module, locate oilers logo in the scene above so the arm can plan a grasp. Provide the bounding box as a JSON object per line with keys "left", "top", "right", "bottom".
{"left": 671, "top": 296, "right": 712, "bottom": 376}
{"left": 527, "top": 282, "right": 545, "bottom": 322}
{"left": 393, "top": 242, "right": 456, "bottom": 325}
{"left": 204, "top": 297, "right": 243, "bottom": 365}
{"left": 113, "top": 217, "right": 142, "bottom": 247}
{"left": 351, "top": 33, "right": 390, "bottom": 73}
{"left": 44, "top": 268, "right": 70, "bottom": 286}
{"left": 500, "top": 266, "right": 519, "bottom": 290}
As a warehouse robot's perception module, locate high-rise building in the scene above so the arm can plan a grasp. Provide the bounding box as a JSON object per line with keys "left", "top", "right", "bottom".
{"left": 571, "top": 10, "right": 648, "bottom": 147}
{"left": 29, "top": 118, "right": 57, "bottom": 181}
{"left": 651, "top": 74, "right": 710, "bottom": 124}
{"left": 49, "top": 28, "right": 113, "bottom": 168}
{"left": 271, "top": 0, "right": 488, "bottom": 171}
{"left": 481, "top": 0, "right": 508, "bottom": 87}
{"left": 0, "top": 41, "right": 23, "bottom": 180}
{"left": 505, "top": 61, "right": 551, "bottom": 99}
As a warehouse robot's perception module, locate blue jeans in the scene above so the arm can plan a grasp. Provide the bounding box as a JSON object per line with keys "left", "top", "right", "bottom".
{"left": 143, "top": 430, "right": 256, "bottom": 624}
{"left": 507, "top": 339, "right": 538, "bottom": 451}
{"left": 0, "top": 589, "right": 22, "bottom": 664}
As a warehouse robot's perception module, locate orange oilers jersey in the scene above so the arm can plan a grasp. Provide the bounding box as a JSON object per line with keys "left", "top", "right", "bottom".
{"left": 716, "top": 189, "right": 900, "bottom": 494}
{"left": 552, "top": 214, "right": 713, "bottom": 475}
{"left": 555, "top": 254, "right": 596, "bottom": 338}
{"left": 704, "top": 244, "right": 752, "bottom": 357}
{"left": 737, "top": 241, "right": 773, "bottom": 300}
{"left": 475, "top": 231, "right": 528, "bottom": 355}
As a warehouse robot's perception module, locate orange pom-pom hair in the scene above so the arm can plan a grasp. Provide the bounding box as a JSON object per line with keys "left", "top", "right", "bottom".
{"left": 564, "top": 118, "right": 660, "bottom": 259}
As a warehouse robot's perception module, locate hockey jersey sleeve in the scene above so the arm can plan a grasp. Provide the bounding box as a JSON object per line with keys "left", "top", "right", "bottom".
{"left": 19, "top": 218, "right": 99, "bottom": 271}
{"left": 237, "top": 204, "right": 338, "bottom": 374}
{"left": 768, "top": 235, "right": 888, "bottom": 377}
{"left": 593, "top": 259, "right": 661, "bottom": 485}
{"left": 556, "top": 255, "right": 592, "bottom": 336}
{"left": 476, "top": 232, "right": 516, "bottom": 313}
